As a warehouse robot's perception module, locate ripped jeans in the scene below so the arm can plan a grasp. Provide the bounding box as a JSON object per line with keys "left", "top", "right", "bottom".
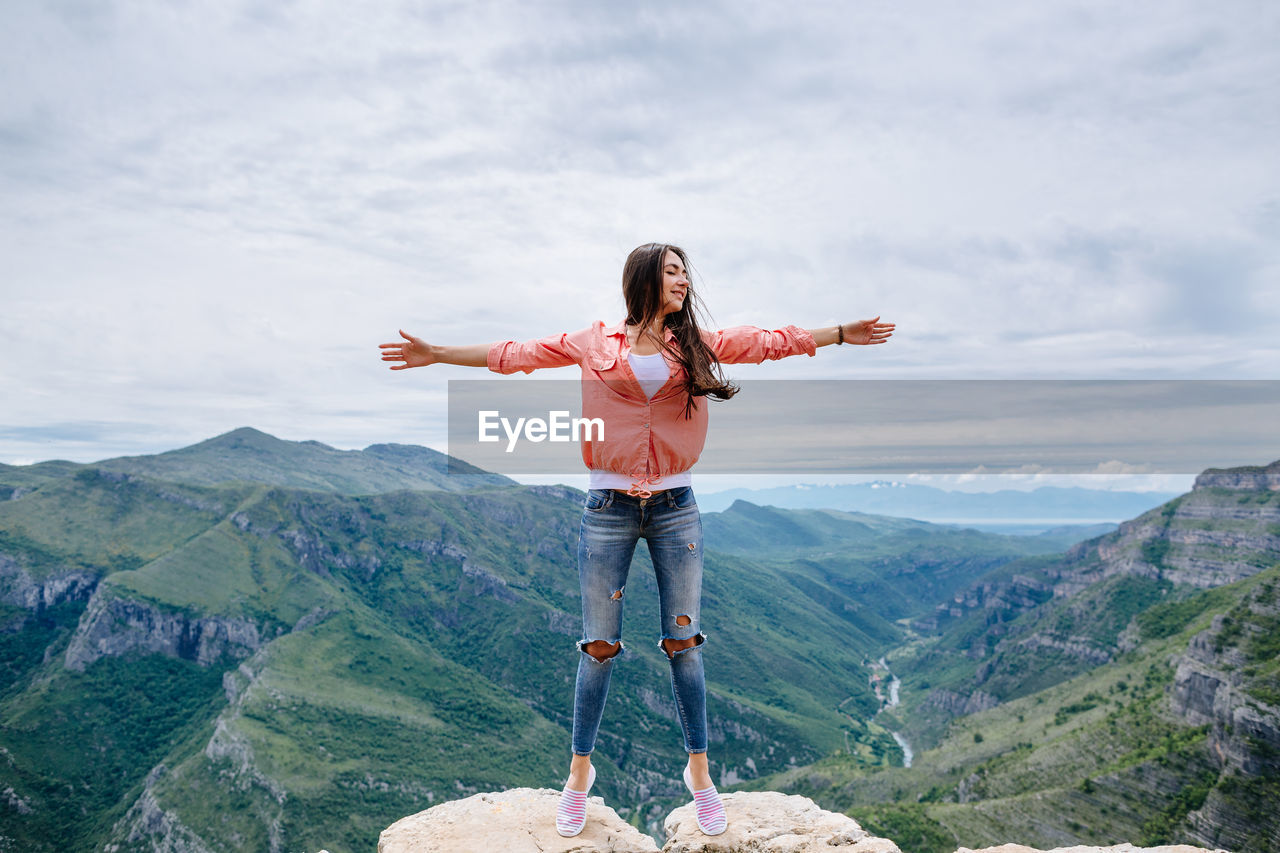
{"left": 572, "top": 485, "right": 707, "bottom": 756}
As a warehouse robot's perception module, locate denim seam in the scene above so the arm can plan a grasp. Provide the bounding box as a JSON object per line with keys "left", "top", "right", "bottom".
{"left": 670, "top": 658, "right": 691, "bottom": 751}
{"left": 661, "top": 631, "right": 707, "bottom": 752}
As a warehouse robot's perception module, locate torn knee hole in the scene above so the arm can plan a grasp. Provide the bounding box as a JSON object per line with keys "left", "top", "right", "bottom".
{"left": 661, "top": 632, "right": 704, "bottom": 659}
{"left": 610, "top": 586, "right": 624, "bottom": 600}
{"left": 676, "top": 614, "right": 691, "bottom": 626}
{"left": 582, "top": 640, "right": 621, "bottom": 662}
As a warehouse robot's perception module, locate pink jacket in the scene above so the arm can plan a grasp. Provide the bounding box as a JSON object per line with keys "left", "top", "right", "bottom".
{"left": 487, "top": 319, "right": 817, "bottom": 490}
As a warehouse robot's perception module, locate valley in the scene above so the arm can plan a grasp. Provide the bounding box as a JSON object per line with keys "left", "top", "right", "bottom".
{"left": 0, "top": 430, "right": 1275, "bottom": 852}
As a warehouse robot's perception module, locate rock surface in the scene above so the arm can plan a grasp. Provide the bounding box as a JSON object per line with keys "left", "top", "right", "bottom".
{"left": 377, "top": 787, "right": 660, "bottom": 853}
{"left": 379, "top": 789, "right": 1238, "bottom": 853}
{"left": 662, "top": 790, "right": 899, "bottom": 852}
{"left": 1168, "top": 577, "right": 1280, "bottom": 852}
{"left": 1192, "top": 459, "right": 1280, "bottom": 491}
{"left": 957, "top": 840, "right": 1223, "bottom": 845}
{"left": 63, "top": 589, "right": 262, "bottom": 671}
{"left": 912, "top": 459, "right": 1280, "bottom": 725}
{"left": 0, "top": 553, "right": 98, "bottom": 610}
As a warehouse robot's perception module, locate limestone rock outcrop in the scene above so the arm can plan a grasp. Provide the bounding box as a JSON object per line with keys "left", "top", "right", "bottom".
{"left": 378, "top": 788, "right": 899, "bottom": 853}
{"left": 377, "top": 787, "right": 660, "bottom": 853}
{"left": 1168, "top": 579, "right": 1280, "bottom": 852}
{"left": 662, "top": 790, "right": 899, "bottom": 852}
{"left": 63, "top": 588, "right": 263, "bottom": 671}
{"left": 1192, "top": 459, "right": 1280, "bottom": 491}
{"left": 957, "top": 840, "right": 1223, "bottom": 845}
{"left": 0, "top": 553, "right": 98, "bottom": 611}
{"left": 378, "top": 789, "right": 1238, "bottom": 853}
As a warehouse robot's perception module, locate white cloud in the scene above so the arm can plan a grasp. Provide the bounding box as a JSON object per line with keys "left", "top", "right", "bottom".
{"left": 2, "top": 0, "right": 1277, "bottom": 473}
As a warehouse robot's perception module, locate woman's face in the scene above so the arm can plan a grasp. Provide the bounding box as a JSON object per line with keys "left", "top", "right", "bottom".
{"left": 659, "top": 249, "right": 689, "bottom": 317}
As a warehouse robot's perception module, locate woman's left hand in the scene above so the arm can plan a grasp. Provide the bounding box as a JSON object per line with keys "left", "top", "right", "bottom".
{"left": 842, "top": 316, "right": 895, "bottom": 345}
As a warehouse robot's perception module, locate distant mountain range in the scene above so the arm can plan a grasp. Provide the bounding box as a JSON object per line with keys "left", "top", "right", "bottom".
{"left": 0, "top": 428, "right": 1274, "bottom": 852}
{"left": 741, "top": 460, "right": 1280, "bottom": 853}
{"left": 0, "top": 426, "right": 512, "bottom": 498}
{"left": 696, "top": 481, "right": 1179, "bottom": 532}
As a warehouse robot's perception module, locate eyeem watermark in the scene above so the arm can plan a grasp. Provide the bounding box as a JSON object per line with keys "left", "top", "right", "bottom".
{"left": 478, "top": 410, "right": 604, "bottom": 452}
{"left": 450, "top": 379, "right": 1280, "bottom": 474}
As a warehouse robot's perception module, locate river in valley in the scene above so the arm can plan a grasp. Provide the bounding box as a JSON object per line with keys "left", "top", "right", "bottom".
{"left": 869, "top": 657, "right": 913, "bottom": 767}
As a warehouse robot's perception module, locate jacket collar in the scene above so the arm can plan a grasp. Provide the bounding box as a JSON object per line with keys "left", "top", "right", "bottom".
{"left": 605, "top": 318, "right": 677, "bottom": 344}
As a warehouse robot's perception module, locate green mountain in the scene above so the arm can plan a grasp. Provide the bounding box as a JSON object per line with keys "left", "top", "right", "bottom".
{"left": 739, "top": 460, "right": 1280, "bottom": 853}
{"left": 702, "top": 501, "right": 1076, "bottom": 627}
{"left": 0, "top": 426, "right": 512, "bottom": 497}
{"left": 890, "top": 460, "right": 1280, "bottom": 745}
{"left": 695, "top": 481, "right": 1177, "bottom": 527}
{"left": 0, "top": 426, "right": 512, "bottom": 508}
{"left": 0, "top": 430, "right": 1059, "bottom": 851}
{"left": 0, "top": 459, "right": 84, "bottom": 499}
{"left": 1, "top": 433, "right": 1274, "bottom": 852}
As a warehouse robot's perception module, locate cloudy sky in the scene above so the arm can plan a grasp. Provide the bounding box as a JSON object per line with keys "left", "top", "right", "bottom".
{"left": 2, "top": 1, "right": 1276, "bottom": 492}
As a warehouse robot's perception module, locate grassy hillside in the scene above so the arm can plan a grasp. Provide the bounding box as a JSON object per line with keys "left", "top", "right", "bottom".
{"left": 732, "top": 565, "right": 1280, "bottom": 853}
{"left": 0, "top": 453, "right": 1062, "bottom": 850}
{"left": 4, "top": 433, "right": 1273, "bottom": 851}
{"left": 704, "top": 502, "right": 1069, "bottom": 626}
{"left": 0, "top": 653, "right": 227, "bottom": 851}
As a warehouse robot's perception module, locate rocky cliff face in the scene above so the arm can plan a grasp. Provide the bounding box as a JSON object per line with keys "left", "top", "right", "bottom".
{"left": 106, "top": 765, "right": 216, "bottom": 853}
{"left": 106, "top": 645, "right": 292, "bottom": 853}
{"left": 1087, "top": 478, "right": 1280, "bottom": 590}
{"left": 1170, "top": 576, "right": 1280, "bottom": 853}
{"left": 920, "top": 687, "right": 1001, "bottom": 718}
{"left": 0, "top": 553, "right": 98, "bottom": 611}
{"left": 1193, "top": 460, "right": 1280, "bottom": 492}
{"left": 374, "top": 788, "right": 1231, "bottom": 853}
{"left": 1056, "top": 458, "right": 1279, "bottom": 596}
{"left": 63, "top": 588, "right": 264, "bottom": 672}
{"left": 919, "top": 460, "right": 1280, "bottom": 694}
{"left": 891, "top": 461, "right": 1280, "bottom": 851}
{"left": 944, "top": 459, "right": 1280, "bottom": 622}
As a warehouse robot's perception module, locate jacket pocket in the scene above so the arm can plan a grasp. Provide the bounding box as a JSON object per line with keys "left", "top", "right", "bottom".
{"left": 587, "top": 351, "right": 617, "bottom": 372}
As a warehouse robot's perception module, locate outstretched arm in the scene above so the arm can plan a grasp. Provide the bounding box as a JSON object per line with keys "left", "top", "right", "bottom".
{"left": 808, "top": 317, "right": 895, "bottom": 348}
{"left": 379, "top": 330, "right": 490, "bottom": 370}
{"left": 381, "top": 327, "right": 587, "bottom": 373}
{"left": 705, "top": 316, "right": 895, "bottom": 364}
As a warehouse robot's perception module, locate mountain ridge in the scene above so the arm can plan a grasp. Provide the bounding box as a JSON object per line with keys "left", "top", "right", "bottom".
{"left": 0, "top": 426, "right": 514, "bottom": 497}
{"left": 1, "top": 433, "right": 1275, "bottom": 851}
{"left": 757, "top": 460, "right": 1280, "bottom": 852}
{"left": 694, "top": 481, "right": 1179, "bottom": 530}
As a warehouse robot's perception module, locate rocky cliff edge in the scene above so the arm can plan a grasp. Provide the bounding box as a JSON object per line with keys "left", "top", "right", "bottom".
{"left": 374, "top": 788, "right": 1232, "bottom": 853}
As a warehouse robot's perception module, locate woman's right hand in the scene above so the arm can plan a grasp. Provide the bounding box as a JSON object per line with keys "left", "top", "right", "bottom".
{"left": 379, "top": 329, "right": 436, "bottom": 370}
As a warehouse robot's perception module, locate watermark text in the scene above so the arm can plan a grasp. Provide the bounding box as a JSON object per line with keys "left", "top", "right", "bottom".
{"left": 477, "top": 410, "right": 604, "bottom": 452}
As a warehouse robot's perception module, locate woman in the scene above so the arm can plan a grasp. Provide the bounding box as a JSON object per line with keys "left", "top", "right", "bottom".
{"left": 379, "top": 242, "right": 894, "bottom": 837}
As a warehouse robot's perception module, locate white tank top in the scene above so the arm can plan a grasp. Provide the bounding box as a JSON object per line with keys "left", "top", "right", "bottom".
{"left": 627, "top": 351, "right": 670, "bottom": 399}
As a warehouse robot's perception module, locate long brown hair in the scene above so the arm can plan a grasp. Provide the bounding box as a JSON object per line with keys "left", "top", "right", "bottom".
{"left": 622, "top": 243, "right": 739, "bottom": 418}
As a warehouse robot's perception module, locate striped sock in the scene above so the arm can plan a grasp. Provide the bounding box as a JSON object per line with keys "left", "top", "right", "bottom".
{"left": 683, "top": 764, "right": 727, "bottom": 835}
{"left": 555, "top": 764, "right": 595, "bottom": 837}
